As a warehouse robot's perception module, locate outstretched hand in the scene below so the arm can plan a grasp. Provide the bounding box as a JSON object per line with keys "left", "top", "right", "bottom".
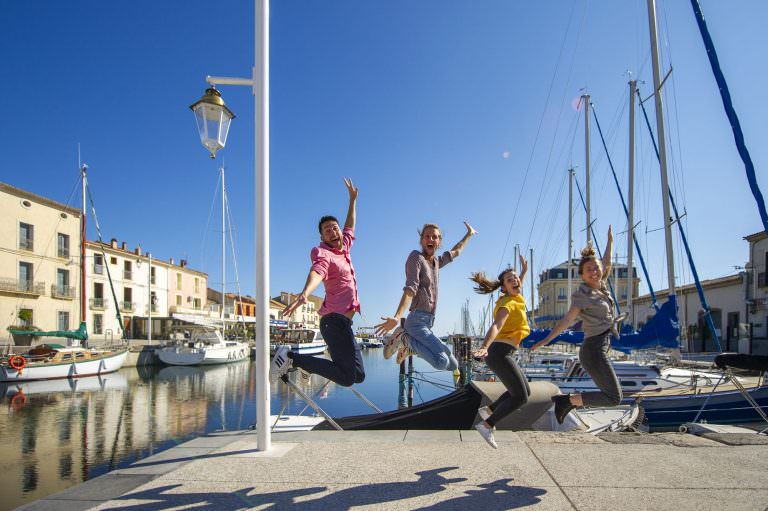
{"left": 529, "top": 339, "right": 549, "bottom": 351}
{"left": 344, "top": 177, "right": 358, "bottom": 201}
{"left": 473, "top": 347, "right": 488, "bottom": 358}
{"left": 375, "top": 317, "right": 398, "bottom": 337}
{"left": 607, "top": 225, "right": 613, "bottom": 243}
{"left": 519, "top": 254, "right": 528, "bottom": 274}
{"left": 464, "top": 221, "right": 477, "bottom": 236}
{"left": 282, "top": 294, "right": 307, "bottom": 317}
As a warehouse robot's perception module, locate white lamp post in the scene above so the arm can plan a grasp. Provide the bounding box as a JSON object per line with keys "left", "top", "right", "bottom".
{"left": 190, "top": 0, "right": 270, "bottom": 452}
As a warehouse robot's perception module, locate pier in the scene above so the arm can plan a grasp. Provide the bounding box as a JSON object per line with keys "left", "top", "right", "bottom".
{"left": 17, "top": 429, "right": 768, "bottom": 510}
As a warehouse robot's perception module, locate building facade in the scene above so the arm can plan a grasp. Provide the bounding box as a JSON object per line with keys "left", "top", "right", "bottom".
{"left": 275, "top": 291, "right": 320, "bottom": 328}
{"left": 744, "top": 231, "right": 768, "bottom": 355}
{"left": 536, "top": 259, "right": 640, "bottom": 329}
{"left": 0, "top": 183, "right": 82, "bottom": 340}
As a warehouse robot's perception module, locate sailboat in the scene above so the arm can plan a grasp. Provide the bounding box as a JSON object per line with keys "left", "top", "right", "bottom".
{"left": 0, "top": 165, "right": 129, "bottom": 382}
{"left": 157, "top": 164, "right": 249, "bottom": 366}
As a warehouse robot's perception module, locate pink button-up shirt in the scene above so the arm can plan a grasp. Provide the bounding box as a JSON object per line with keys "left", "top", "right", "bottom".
{"left": 310, "top": 227, "right": 360, "bottom": 316}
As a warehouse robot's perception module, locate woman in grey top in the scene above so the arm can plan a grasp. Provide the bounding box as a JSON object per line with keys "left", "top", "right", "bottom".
{"left": 532, "top": 226, "right": 621, "bottom": 423}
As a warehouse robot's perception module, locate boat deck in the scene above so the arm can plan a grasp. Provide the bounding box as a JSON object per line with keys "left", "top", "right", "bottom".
{"left": 20, "top": 429, "right": 768, "bottom": 510}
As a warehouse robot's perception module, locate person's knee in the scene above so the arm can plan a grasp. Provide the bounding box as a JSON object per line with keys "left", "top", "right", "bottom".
{"left": 354, "top": 371, "right": 366, "bottom": 384}
{"left": 433, "top": 354, "right": 453, "bottom": 371}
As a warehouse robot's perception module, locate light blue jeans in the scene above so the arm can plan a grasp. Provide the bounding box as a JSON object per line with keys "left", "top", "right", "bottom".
{"left": 404, "top": 310, "right": 459, "bottom": 371}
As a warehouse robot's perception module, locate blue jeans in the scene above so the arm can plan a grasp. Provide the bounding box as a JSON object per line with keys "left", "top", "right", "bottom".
{"left": 404, "top": 310, "right": 459, "bottom": 371}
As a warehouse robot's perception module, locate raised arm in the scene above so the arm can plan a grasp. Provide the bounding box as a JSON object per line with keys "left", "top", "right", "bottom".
{"left": 343, "top": 177, "right": 358, "bottom": 230}
{"left": 601, "top": 225, "right": 613, "bottom": 280}
{"left": 283, "top": 270, "right": 323, "bottom": 317}
{"left": 449, "top": 221, "right": 477, "bottom": 259}
{"left": 519, "top": 254, "right": 528, "bottom": 285}
{"left": 530, "top": 305, "right": 581, "bottom": 350}
{"left": 473, "top": 307, "right": 510, "bottom": 358}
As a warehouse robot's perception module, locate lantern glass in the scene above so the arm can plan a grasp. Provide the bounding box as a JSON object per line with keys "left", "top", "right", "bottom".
{"left": 192, "top": 102, "right": 233, "bottom": 158}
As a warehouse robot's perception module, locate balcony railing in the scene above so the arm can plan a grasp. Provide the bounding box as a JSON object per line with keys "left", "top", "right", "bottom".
{"left": 146, "top": 303, "right": 159, "bottom": 314}
{"left": 120, "top": 301, "right": 135, "bottom": 312}
{"left": 150, "top": 276, "right": 156, "bottom": 285}
{"left": 51, "top": 285, "right": 76, "bottom": 299}
{"left": 58, "top": 247, "right": 70, "bottom": 258}
{"left": 90, "top": 297, "right": 108, "bottom": 310}
{"left": 0, "top": 277, "right": 45, "bottom": 295}
{"left": 123, "top": 270, "right": 132, "bottom": 280}
{"left": 19, "top": 239, "right": 34, "bottom": 251}
{"left": 93, "top": 264, "right": 104, "bottom": 275}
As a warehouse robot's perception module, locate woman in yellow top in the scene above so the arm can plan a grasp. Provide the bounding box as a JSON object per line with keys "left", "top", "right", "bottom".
{"left": 469, "top": 255, "right": 530, "bottom": 449}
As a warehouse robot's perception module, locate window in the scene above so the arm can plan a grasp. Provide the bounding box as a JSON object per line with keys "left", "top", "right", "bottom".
{"left": 19, "top": 222, "right": 34, "bottom": 251}
{"left": 193, "top": 298, "right": 202, "bottom": 310}
{"left": 557, "top": 287, "right": 566, "bottom": 300}
{"left": 18, "top": 262, "right": 33, "bottom": 292}
{"left": 123, "top": 261, "right": 132, "bottom": 281}
{"left": 110, "top": 256, "right": 117, "bottom": 265}
{"left": 57, "top": 233, "right": 70, "bottom": 258}
{"left": 176, "top": 273, "right": 182, "bottom": 290}
{"left": 57, "top": 311, "right": 70, "bottom": 331}
{"left": 150, "top": 266, "right": 156, "bottom": 285}
{"left": 123, "top": 288, "right": 133, "bottom": 311}
{"left": 176, "top": 295, "right": 182, "bottom": 306}
{"left": 93, "top": 254, "right": 104, "bottom": 274}
{"left": 55, "top": 269, "right": 71, "bottom": 297}
{"left": 93, "top": 314, "right": 103, "bottom": 334}
{"left": 194, "top": 277, "right": 199, "bottom": 293}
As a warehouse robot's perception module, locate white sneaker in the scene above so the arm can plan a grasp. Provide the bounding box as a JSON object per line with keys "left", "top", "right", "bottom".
{"left": 478, "top": 406, "right": 492, "bottom": 422}
{"left": 475, "top": 421, "right": 498, "bottom": 449}
{"left": 270, "top": 345, "right": 292, "bottom": 382}
{"left": 383, "top": 328, "right": 405, "bottom": 360}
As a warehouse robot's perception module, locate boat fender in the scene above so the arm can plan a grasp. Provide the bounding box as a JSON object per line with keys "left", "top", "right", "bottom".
{"left": 9, "top": 355, "right": 27, "bottom": 372}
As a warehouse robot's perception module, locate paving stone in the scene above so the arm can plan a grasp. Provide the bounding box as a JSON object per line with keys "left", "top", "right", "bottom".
{"left": 700, "top": 432, "right": 768, "bottom": 446}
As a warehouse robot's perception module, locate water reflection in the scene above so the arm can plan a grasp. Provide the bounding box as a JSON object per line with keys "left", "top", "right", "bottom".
{"left": 0, "top": 351, "right": 453, "bottom": 511}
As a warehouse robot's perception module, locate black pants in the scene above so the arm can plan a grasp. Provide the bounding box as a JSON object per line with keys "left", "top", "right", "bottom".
{"left": 484, "top": 342, "right": 530, "bottom": 427}
{"left": 290, "top": 313, "right": 365, "bottom": 387}
{"left": 578, "top": 331, "right": 623, "bottom": 407}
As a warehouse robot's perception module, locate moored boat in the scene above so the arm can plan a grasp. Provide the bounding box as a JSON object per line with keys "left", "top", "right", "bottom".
{"left": 269, "top": 327, "right": 326, "bottom": 355}
{"left": 157, "top": 327, "right": 249, "bottom": 366}
{"left": 0, "top": 342, "right": 128, "bottom": 382}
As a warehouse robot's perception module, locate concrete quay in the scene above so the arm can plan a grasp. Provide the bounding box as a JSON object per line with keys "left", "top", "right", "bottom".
{"left": 16, "top": 429, "right": 768, "bottom": 511}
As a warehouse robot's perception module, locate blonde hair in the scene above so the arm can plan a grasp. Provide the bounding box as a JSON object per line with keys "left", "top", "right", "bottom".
{"left": 418, "top": 223, "right": 442, "bottom": 250}
{"left": 578, "top": 242, "right": 602, "bottom": 275}
{"left": 470, "top": 269, "right": 516, "bottom": 295}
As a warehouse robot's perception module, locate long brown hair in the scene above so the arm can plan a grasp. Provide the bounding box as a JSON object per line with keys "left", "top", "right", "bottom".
{"left": 470, "top": 268, "right": 516, "bottom": 295}
{"left": 578, "top": 242, "right": 602, "bottom": 275}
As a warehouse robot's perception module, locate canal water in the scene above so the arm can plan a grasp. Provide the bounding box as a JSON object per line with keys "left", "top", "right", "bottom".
{"left": 0, "top": 349, "right": 457, "bottom": 511}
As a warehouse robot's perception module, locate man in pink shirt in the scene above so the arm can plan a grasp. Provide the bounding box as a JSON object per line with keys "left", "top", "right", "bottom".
{"left": 271, "top": 178, "right": 364, "bottom": 386}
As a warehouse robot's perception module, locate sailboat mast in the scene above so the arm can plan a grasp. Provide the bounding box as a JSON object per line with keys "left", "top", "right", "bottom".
{"left": 221, "top": 164, "right": 226, "bottom": 333}
{"left": 529, "top": 247, "right": 535, "bottom": 327}
{"left": 582, "top": 94, "right": 591, "bottom": 245}
{"left": 628, "top": 80, "right": 636, "bottom": 324}
{"left": 80, "top": 164, "right": 87, "bottom": 325}
{"left": 567, "top": 167, "right": 574, "bottom": 310}
{"left": 647, "top": 0, "right": 676, "bottom": 294}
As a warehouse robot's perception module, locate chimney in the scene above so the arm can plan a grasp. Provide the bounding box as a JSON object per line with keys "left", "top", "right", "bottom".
{"left": 110, "top": 238, "right": 118, "bottom": 249}
{"left": 169, "top": 257, "right": 175, "bottom": 265}
{"left": 134, "top": 247, "right": 141, "bottom": 256}
{"left": 121, "top": 241, "right": 127, "bottom": 250}
{"left": 180, "top": 259, "right": 187, "bottom": 268}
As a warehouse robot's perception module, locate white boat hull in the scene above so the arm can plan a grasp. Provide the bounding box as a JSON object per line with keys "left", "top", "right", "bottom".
{"left": 269, "top": 342, "right": 326, "bottom": 355}
{"left": 0, "top": 349, "right": 129, "bottom": 382}
{"left": 157, "top": 342, "right": 250, "bottom": 366}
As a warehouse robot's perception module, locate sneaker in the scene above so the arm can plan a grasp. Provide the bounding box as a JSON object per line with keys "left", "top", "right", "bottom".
{"left": 478, "top": 405, "right": 492, "bottom": 422}
{"left": 383, "top": 328, "right": 405, "bottom": 360}
{"left": 270, "top": 345, "right": 292, "bottom": 382}
{"left": 552, "top": 394, "right": 575, "bottom": 425}
{"left": 474, "top": 421, "right": 498, "bottom": 449}
{"left": 298, "top": 367, "right": 311, "bottom": 385}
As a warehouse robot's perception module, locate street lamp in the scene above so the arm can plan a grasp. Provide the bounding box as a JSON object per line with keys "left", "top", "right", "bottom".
{"left": 190, "top": 87, "right": 235, "bottom": 159}
{"left": 190, "top": 0, "right": 271, "bottom": 452}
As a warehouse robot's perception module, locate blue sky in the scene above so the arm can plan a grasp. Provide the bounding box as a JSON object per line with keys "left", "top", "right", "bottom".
{"left": 1, "top": 1, "right": 766, "bottom": 335}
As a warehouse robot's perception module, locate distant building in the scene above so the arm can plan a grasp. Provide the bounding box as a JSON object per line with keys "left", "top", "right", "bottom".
{"left": 745, "top": 231, "right": 768, "bottom": 355}
{"left": 0, "top": 182, "right": 82, "bottom": 338}
{"left": 535, "top": 259, "right": 640, "bottom": 329}
{"left": 274, "top": 291, "right": 320, "bottom": 328}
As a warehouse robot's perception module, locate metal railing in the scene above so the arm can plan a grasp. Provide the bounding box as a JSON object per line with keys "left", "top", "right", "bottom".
{"left": 90, "top": 297, "right": 108, "bottom": 310}
{"left": 51, "top": 285, "right": 76, "bottom": 299}
{"left": 57, "top": 247, "right": 70, "bottom": 258}
{"left": 18, "top": 239, "right": 33, "bottom": 251}
{"left": 120, "top": 301, "right": 135, "bottom": 312}
{"left": 123, "top": 270, "right": 132, "bottom": 280}
{"left": 146, "top": 303, "right": 158, "bottom": 313}
{"left": 150, "top": 276, "right": 156, "bottom": 285}
{"left": 93, "top": 264, "right": 104, "bottom": 275}
{"left": 0, "top": 277, "right": 45, "bottom": 295}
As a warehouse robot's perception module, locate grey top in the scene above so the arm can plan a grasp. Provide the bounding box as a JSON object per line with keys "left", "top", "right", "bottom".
{"left": 404, "top": 249, "right": 454, "bottom": 315}
{"left": 571, "top": 282, "right": 615, "bottom": 339}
